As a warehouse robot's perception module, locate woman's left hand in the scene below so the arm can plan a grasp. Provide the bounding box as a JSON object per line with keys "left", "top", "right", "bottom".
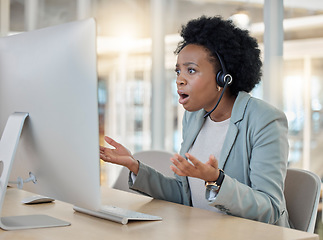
{"left": 170, "top": 153, "right": 220, "bottom": 182}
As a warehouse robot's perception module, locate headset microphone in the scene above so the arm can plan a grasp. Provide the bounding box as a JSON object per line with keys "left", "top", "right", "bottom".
{"left": 203, "top": 51, "right": 233, "bottom": 118}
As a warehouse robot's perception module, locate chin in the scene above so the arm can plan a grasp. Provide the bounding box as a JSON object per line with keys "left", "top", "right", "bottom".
{"left": 183, "top": 106, "right": 203, "bottom": 112}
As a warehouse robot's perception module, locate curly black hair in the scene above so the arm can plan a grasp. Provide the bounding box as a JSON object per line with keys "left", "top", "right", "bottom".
{"left": 174, "top": 15, "right": 262, "bottom": 96}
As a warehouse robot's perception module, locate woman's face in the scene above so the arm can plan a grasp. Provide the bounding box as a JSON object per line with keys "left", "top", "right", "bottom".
{"left": 175, "top": 44, "right": 220, "bottom": 112}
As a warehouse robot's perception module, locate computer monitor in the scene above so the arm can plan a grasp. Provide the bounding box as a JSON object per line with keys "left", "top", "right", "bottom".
{"left": 0, "top": 18, "right": 101, "bottom": 229}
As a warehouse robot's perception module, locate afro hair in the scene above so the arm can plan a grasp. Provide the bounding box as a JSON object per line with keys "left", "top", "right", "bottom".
{"left": 174, "top": 15, "right": 262, "bottom": 96}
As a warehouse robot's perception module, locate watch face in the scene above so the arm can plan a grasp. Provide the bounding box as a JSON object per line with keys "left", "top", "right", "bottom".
{"left": 206, "top": 184, "right": 219, "bottom": 191}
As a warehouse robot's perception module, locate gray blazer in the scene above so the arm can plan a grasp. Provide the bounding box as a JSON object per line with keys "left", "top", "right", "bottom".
{"left": 130, "top": 91, "right": 290, "bottom": 227}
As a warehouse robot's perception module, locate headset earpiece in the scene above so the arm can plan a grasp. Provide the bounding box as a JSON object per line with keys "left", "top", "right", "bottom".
{"left": 215, "top": 51, "right": 233, "bottom": 88}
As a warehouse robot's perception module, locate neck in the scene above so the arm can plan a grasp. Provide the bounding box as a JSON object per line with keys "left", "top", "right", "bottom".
{"left": 208, "top": 93, "right": 236, "bottom": 122}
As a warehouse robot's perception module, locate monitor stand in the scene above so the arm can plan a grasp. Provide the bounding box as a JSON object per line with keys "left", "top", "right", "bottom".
{"left": 0, "top": 112, "right": 70, "bottom": 230}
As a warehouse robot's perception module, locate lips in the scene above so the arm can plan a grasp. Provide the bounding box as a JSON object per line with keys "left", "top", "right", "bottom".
{"left": 177, "top": 90, "right": 189, "bottom": 105}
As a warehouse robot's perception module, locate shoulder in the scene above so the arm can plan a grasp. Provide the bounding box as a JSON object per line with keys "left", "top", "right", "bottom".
{"left": 232, "top": 91, "right": 287, "bottom": 124}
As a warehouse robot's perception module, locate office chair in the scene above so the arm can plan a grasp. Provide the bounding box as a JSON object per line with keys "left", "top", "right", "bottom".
{"left": 112, "top": 150, "right": 174, "bottom": 194}
{"left": 284, "top": 168, "right": 321, "bottom": 233}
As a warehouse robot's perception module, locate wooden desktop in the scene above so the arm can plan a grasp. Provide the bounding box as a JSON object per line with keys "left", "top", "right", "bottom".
{"left": 0, "top": 187, "right": 319, "bottom": 240}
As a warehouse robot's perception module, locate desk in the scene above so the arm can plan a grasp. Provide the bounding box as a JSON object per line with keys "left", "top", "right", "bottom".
{"left": 0, "top": 188, "right": 319, "bottom": 240}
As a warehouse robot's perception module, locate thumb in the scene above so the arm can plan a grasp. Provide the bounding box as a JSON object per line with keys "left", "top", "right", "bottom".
{"left": 206, "top": 154, "right": 218, "bottom": 168}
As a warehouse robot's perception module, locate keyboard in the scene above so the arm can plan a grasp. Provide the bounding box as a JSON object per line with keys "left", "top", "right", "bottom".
{"left": 73, "top": 205, "right": 162, "bottom": 225}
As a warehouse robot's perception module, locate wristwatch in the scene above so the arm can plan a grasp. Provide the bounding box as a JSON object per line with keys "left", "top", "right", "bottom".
{"left": 205, "top": 169, "right": 225, "bottom": 192}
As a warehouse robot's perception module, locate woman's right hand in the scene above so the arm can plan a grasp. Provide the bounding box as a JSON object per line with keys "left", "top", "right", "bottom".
{"left": 100, "top": 136, "right": 139, "bottom": 175}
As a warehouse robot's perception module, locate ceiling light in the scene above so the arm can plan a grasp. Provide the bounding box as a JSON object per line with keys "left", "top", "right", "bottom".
{"left": 230, "top": 8, "right": 250, "bottom": 29}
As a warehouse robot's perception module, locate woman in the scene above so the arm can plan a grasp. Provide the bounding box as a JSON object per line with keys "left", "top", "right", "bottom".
{"left": 100, "top": 16, "right": 290, "bottom": 228}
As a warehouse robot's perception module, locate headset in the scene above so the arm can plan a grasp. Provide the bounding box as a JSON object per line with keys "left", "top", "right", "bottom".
{"left": 204, "top": 51, "right": 233, "bottom": 118}
{"left": 215, "top": 51, "right": 233, "bottom": 88}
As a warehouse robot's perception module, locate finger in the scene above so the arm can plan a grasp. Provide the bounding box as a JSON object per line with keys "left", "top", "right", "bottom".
{"left": 100, "top": 147, "right": 116, "bottom": 160}
{"left": 99, "top": 146, "right": 106, "bottom": 151}
{"left": 100, "top": 151, "right": 121, "bottom": 164}
{"left": 104, "top": 136, "right": 120, "bottom": 149}
{"left": 171, "top": 154, "right": 194, "bottom": 175}
{"left": 175, "top": 153, "right": 188, "bottom": 163}
{"left": 170, "top": 156, "right": 182, "bottom": 169}
{"left": 185, "top": 153, "right": 202, "bottom": 168}
{"left": 171, "top": 154, "right": 190, "bottom": 168}
{"left": 100, "top": 153, "right": 110, "bottom": 162}
{"left": 100, "top": 146, "right": 113, "bottom": 157}
{"left": 170, "top": 165, "right": 186, "bottom": 176}
{"left": 206, "top": 155, "right": 218, "bottom": 168}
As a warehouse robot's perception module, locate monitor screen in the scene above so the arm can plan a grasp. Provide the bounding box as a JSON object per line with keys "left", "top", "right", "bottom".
{"left": 0, "top": 18, "right": 101, "bottom": 211}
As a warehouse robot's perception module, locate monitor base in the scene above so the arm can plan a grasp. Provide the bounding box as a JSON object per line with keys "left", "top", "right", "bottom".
{"left": 0, "top": 113, "right": 70, "bottom": 230}
{"left": 1, "top": 214, "right": 70, "bottom": 230}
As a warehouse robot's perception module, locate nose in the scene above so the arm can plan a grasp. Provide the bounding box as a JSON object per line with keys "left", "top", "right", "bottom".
{"left": 176, "top": 74, "right": 186, "bottom": 86}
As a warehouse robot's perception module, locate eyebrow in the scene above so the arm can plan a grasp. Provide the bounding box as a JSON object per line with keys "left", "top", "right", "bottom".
{"left": 175, "top": 62, "right": 199, "bottom": 67}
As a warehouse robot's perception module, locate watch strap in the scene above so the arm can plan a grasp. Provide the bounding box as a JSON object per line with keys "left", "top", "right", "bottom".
{"left": 205, "top": 169, "right": 225, "bottom": 190}
{"left": 216, "top": 169, "right": 225, "bottom": 186}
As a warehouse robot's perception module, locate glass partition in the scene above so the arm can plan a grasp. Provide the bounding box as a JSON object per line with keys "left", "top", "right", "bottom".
{"left": 3, "top": 0, "right": 323, "bottom": 183}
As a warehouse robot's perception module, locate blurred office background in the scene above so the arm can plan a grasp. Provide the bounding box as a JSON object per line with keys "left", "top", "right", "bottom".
{"left": 1, "top": 0, "right": 322, "bottom": 235}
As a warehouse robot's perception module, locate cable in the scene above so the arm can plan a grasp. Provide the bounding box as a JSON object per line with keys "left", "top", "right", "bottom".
{"left": 8, "top": 172, "right": 37, "bottom": 189}
{"left": 203, "top": 80, "right": 230, "bottom": 118}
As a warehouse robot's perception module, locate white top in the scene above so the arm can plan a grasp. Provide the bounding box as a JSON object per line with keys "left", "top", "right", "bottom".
{"left": 132, "top": 116, "right": 230, "bottom": 212}
{"left": 188, "top": 116, "right": 230, "bottom": 212}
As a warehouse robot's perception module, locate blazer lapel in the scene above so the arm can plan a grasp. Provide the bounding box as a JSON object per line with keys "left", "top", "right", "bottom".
{"left": 219, "top": 122, "right": 238, "bottom": 169}
{"left": 179, "top": 110, "right": 206, "bottom": 157}
{"left": 219, "top": 91, "right": 251, "bottom": 169}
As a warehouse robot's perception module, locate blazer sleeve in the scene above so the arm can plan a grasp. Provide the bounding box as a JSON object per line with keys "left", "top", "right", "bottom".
{"left": 128, "top": 161, "right": 189, "bottom": 205}
{"left": 206, "top": 104, "right": 290, "bottom": 226}
{"left": 128, "top": 110, "right": 195, "bottom": 207}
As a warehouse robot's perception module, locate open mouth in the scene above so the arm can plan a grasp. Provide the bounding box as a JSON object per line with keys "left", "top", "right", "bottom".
{"left": 180, "top": 93, "right": 189, "bottom": 99}
{"left": 178, "top": 91, "right": 189, "bottom": 104}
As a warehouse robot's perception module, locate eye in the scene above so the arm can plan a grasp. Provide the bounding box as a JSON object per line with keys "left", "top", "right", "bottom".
{"left": 175, "top": 68, "right": 180, "bottom": 76}
{"left": 188, "top": 68, "right": 196, "bottom": 74}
